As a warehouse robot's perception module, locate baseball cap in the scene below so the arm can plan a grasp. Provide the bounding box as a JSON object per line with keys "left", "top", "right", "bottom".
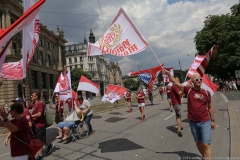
{"left": 12, "top": 97, "right": 24, "bottom": 103}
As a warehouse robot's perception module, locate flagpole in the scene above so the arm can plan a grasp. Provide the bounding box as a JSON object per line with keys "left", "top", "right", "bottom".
{"left": 149, "top": 45, "right": 163, "bottom": 66}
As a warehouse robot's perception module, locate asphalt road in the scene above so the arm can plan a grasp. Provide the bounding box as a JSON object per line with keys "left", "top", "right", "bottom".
{"left": 0, "top": 92, "right": 231, "bottom": 160}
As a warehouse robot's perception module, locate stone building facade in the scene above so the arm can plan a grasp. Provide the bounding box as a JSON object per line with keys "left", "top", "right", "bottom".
{"left": 65, "top": 30, "right": 110, "bottom": 97}
{"left": 0, "top": 0, "right": 67, "bottom": 104}
{"left": 108, "top": 62, "right": 123, "bottom": 86}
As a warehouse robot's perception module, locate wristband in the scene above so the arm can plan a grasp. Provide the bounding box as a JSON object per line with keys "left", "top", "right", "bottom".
{"left": 3, "top": 118, "right": 9, "bottom": 122}
{"left": 211, "top": 119, "right": 215, "bottom": 122}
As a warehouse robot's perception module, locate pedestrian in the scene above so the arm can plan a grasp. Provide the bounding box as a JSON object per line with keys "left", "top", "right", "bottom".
{"left": 126, "top": 90, "right": 133, "bottom": 112}
{"left": 28, "top": 93, "right": 54, "bottom": 160}
{"left": 65, "top": 98, "right": 73, "bottom": 112}
{"left": 0, "top": 103, "right": 30, "bottom": 160}
{"left": 74, "top": 95, "right": 94, "bottom": 135}
{"left": 135, "top": 87, "right": 146, "bottom": 122}
{"left": 147, "top": 87, "right": 153, "bottom": 105}
{"left": 164, "top": 70, "right": 215, "bottom": 160}
{"left": 159, "top": 86, "right": 164, "bottom": 103}
{"left": 170, "top": 77, "right": 183, "bottom": 137}
{"left": 49, "top": 93, "right": 64, "bottom": 124}
{"left": 166, "top": 85, "right": 173, "bottom": 112}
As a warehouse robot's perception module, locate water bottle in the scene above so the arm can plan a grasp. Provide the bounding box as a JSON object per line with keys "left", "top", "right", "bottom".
{"left": 4, "top": 104, "right": 9, "bottom": 112}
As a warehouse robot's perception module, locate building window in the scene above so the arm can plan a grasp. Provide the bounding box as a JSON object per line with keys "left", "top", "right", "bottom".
{"left": 47, "top": 41, "right": 50, "bottom": 49}
{"left": 80, "top": 64, "right": 83, "bottom": 69}
{"left": 53, "top": 58, "right": 56, "bottom": 65}
{"left": 39, "top": 51, "right": 43, "bottom": 63}
{"left": 113, "top": 73, "right": 116, "bottom": 77}
{"left": 114, "top": 78, "right": 116, "bottom": 82}
{"left": 49, "top": 74, "right": 54, "bottom": 89}
{"left": 88, "top": 56, "right": 93, "bottom": 61}
{"left": 92, "top": 73, "right": 95, "bottom": 78}
{"left": 74, "top": 57, "right": 77, "bottom": 63}
{"left": 52, "top": 44, "right": 55, "bottom": 50}
{"left": 89, "top": 64, "right": 93, "bottom": 70}
{"left": 80, "top": 57, "right": 83, "bottom": 62}
{"left": 39, "top": 37, "right": 42, "bottom": 46}
{"left": 12, "top": 42, "right": 17, "bottom": 54}
{"left": 47, "top": 55, "right": 51, "bottom": 65}
{"left": 69, "top": 58, "right": 72, "bottom": 64}
{"left": 31, "top": 70, "right": 38, "bottom": 88}
{"left": 41, "top": 72, "right": 46, "bottom": 88}
{"left": 70, "top": 66, "right": 72, "bottom": 70}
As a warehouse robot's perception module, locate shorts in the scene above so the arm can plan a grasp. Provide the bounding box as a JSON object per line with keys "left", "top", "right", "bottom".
{"left": 57, "top": 121, "right": 74, "bottom": 129}
{"left": 148, "top": 94, "right": 153, "bottom": 101}
{"left": 12, "top": 155, "right": 29, "bottom": 160}
{"left": 160, "top": 93, "right": 164, "bottom": 98}
{"left": 35, "top": 126, "right": 46, "bottom": 143}
{"left": 167, "top": 95, "right": 171, "bottom": 99}
{"left": 138, "top": 103, "right": 145, "bottom": 107}
{"left": 189, "top": 120, "right": 211, "bottom": 144}
{"left": 173, "top": 104, "right": 181, "bottom": 117}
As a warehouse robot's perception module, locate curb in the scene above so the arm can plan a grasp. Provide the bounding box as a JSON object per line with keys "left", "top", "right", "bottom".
{"left": 228, "top": 105, "right": 240, "bottom": 158}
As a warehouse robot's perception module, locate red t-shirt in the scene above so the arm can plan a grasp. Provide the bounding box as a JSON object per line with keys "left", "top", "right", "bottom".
{"left": 166, "top": 88, "right": 171, "bottom": 96}
{"left": 137, "top": 91, "right": 145, "bottom": 103}
{"left": 148, "top": 89, "right": 152, "bottom": 95}
{"left": 171, "top": 84, "right": 181, "bottom": 105}
{"left": 23, "top": 108, "right": 32, "bottom": 123}
{"left": 159, "top": 88, "right": 164, "bottom": 94}
{"left": 65, "top": 98, "right": 73, "bottom": 109}
{"left": 32, "top": 101, "right": 46, "bottom": 128}
{"left": 10, "top": 117, "right": 30, "bottom": 157}
{"left": 55, "top": 100, "right": 64, "bottom": 114}
{"left": 184, "top": 86, "right": 211, "bottom": 122}
{"left": 126, "top": 92, "right": 131, "bottom": 102}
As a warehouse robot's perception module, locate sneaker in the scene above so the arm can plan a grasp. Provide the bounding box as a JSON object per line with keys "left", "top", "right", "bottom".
{"left": 177, "top": 131, "right": 182, "bottom": 137}
{"left": 36, "top": 155, "right": 44, "bottom": 160}
{"left": 88, "top": 130, "right": 95, "bottom": 135}
{"left": 46, "top": 143, "right": 54, "bottom": 154}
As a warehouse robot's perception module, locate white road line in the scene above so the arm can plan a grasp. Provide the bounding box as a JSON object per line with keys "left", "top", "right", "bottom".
{"left": 164, "top": 113, "right": 175, "bottom": 120}
{"left": 0, "top": 153, "right": 9, "bottom": 157}
{"left": 220, "top": 93, "right": 229, "bottom": 102}
{"left": 121, "top": 111, "right": 140, "bottom": 117}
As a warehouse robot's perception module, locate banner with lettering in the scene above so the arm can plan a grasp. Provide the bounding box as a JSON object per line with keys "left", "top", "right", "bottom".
{"left": 87, "top": 7, "right": 149, "bottom": 56}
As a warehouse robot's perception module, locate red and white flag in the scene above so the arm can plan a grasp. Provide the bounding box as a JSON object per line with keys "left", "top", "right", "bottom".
{"left": 54, "top": 73, "right": 62, "bottom": 93}
{"left": 201, "top": 74, "right": 219, "bottom": 96}
{"left": 87, "top": 8, "right": 149, "bottom": 56}
{"left": 59, "top": 71, "right": 72, "bottom": 100}
{"left": 1, "top": 0, "right": 41, "bottom": 80}
{"left": 162, "top": 67, "right": 174, "bottom": 82}
{"left": 187, "top": 45, "right": 215, "bottom": 77}
{"left": 77, "top": 75, "right": 99, "bottom": 94}
{"left": 0, "top": 38, "right": 12, "bottom": 74}
{"left": 71, "top": 89, "right": 78, "bottom": 106}
{"left": 102, "top": 84, "right": 127, "bottom": 103}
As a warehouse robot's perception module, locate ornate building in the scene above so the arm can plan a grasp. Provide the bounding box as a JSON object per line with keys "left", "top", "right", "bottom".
{"left": 65, "top": 30, "right": 109, "bottom": 97}
{"left": 0, "top": 0, "right": 67, "bottom": 104}
{"left": 108, "top": 62, "right": 123, "bottom": 86}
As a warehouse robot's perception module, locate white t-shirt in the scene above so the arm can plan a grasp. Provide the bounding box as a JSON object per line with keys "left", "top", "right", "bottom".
{"left": 143, "top": 89, "right": 147, "bottom": 95}
{"left": 78, "top": 99, "right": 92, "bottom": 116}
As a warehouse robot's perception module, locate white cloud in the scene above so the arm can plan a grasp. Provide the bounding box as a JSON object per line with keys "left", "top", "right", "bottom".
{"left": 40, "top": 0, "right": 238, "bottom": 75}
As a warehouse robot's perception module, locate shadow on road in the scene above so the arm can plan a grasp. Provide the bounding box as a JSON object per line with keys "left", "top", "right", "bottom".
{"left": 46, "top": 128, "right": 58, "bottom": 143}
{"left": 98, "top": 138, "right": 144, "bottom": 153}
{"left": 166, "top": 126, "right": 178, "bottom": 134}
{"left": 156, "top": 151, "right": 201, "bottom": 160}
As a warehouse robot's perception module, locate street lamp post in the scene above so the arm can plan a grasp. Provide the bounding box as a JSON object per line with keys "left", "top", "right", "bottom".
{"left": 179, "top": 60, "right": 183, "bottom": 83}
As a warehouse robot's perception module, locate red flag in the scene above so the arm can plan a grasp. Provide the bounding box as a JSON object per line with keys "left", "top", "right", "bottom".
{"left": 129, "top": 65, "right": 164, "bottom": 87}
{"left": 77, "top": 76, "right": 99, "bottom": 94}
{"left": 102, "top": 84, "right": 127, "bottom": 103}
{"left": 201, "top": 74, "right": 219, "bottom": 96}
{"left": 162, "top": 67, "right": 174, "bottom": 82}
{"left": 71, "top": 89, "right": 78, "bottom": 106}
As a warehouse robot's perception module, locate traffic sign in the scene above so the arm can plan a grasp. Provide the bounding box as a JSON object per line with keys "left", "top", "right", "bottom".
{"left": 235, "top": 70, "right": 240, "bottom": 78}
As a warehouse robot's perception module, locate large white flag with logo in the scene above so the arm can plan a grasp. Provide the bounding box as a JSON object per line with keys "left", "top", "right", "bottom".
{"left": 1, "top": 0, "right": 42, "bottom": 80}
{"left": 87, "top": 8, "right": 149, "bottom": 56}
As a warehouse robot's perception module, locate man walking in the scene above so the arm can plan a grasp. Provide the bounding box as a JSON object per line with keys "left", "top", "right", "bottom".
{"left": 159, "top": 86, "right": 164, "bottom": 103}
{"left": 164, "top": 70, "right": 215, "bottom": 160}
{"left": 147, "top": 87, "right": 153, "bottom": 105}
{"left": 29, "top": 93, "right": 54, "bottom": 160}
{"left": 170, "top": 77, "right": 183, "bottom": 137}
{"left": 126, "top": 90, "right": 133, "bottom": 112}
{"left": 50, "top": 93, "right": 64, "bottom": 124}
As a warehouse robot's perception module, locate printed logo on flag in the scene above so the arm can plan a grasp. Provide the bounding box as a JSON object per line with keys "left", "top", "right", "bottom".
{"left": 60, "top": 76, "right": 71, "bottom": 95}
{"left": 139, "top": 73, "right": 152, "bottom": 84}
{"left": 105, "top": 91, "right": 120, "bottom": 101}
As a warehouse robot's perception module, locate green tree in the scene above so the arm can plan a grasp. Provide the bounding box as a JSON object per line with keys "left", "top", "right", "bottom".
{"left": 194, "top": 2, "right": 240, "bottom": 79}
{"left": 71, "top": 68, "right": 92, "bottom": 91}
{"left": 123, "top": 78, "right": 139, "bottom": 91}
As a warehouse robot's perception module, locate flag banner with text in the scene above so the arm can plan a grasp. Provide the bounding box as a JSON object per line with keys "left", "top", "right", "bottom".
{"left": 187, "top": 45, "right": 215, "bottom": 77}
{"left": 87, "top": 7, "right": 149, "bottom": 56}
{"left": 162, "top": 67, "right": 174, "bottom": 83}
{"left": 129, "top": 65, "right": 163, "bottom": 88}
{"left": 59, "top": 71, "right": 72, "bottom": 100}
{"left": 1, "top": 0, "right": 41, "bottom": 80}
{"left": 102, "top": 84, "right": 127, "bottom": 103}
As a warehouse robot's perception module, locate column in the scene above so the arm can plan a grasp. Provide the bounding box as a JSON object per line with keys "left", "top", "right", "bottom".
{"left": 57, "top": 44, "right": 63, "bottom": 70}
{"left": 5, "top": 9, "right": 10, "bottom": 28}
{"left": 1, "top": 10, "right": 5, "bottom": 28}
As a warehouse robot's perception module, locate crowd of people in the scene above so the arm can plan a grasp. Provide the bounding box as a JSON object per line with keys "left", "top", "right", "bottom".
{"left": 0, "top": 92, "right": 93, "bottom": 160}
{"left": 214, "top": 79, "right": 240, "bottom": 93}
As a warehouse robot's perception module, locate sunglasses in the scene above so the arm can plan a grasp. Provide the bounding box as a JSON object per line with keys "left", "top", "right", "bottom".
{"left": 194, "top": 78, "right": 202, "bottom": 82}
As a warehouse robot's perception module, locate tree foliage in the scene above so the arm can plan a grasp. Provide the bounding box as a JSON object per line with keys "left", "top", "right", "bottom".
{"left": 71, "top": 68, "right": 92, "bottom": 91}
{"left": 123, "top": 78, "right": 139, "bottom": 91}
{"left": 194, "top": 2, "right": 240, "bottom": 79}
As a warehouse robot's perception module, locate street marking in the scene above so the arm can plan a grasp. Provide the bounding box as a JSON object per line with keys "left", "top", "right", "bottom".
{"left": 164, "top": 113, "right": 175, "bottom": 120}
{"left": 220, "top": 93, "right": 229, "bottom": 102}
{"left": 0, "top": 153, "right": 9, "bottom": 157}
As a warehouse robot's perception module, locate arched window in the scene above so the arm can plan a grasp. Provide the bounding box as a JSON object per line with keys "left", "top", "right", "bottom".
{"left": 39, "top": 51, "right": 43, "bottom": 63}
